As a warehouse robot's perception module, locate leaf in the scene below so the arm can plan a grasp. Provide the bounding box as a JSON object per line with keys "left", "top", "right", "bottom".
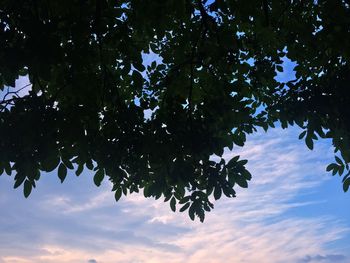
{"left": 58, "top": 163, "right": 67, "bottom": 183}
{"left": 276, "top": 65, "right": 283, "bottom": 72}
{"left": 34, "top": 170, "right": 40, "bottom": 180}
{"left": 198, "top": 209, "right": 205, "bottom": 223}
{"left": 23, "top": 180, "right": 32, "bottom": 198}
{"left": 203, "top": 203, "right": 211, "bottom": 212}
{"left": 164, "top": 194, "right": 172, "bottom": 202}
{"left": 14, "top": 173, "right": 26, "bottom": 189}
{"left": 143, "top": 185, "right": 150, "bottom": 197}
{"left": 179, "top": 202, "right": 190, "bottom": 212}
{"left": 305, "top": 136, "right": 314, "bottom": 150}
{"left": 133, "top": 62, "right": 145, "bottom": 72}
{"left": 222, "top": 185, "right": 235, "bottom": 197}
{"left": 75, "top": 164, "right": 84, "bottom": 176}
{"left": 298, "top": 130, "right": 307, "bottom": 139}
{"left": 94, "top": 169, "right": 105, "bottom": 187}
{"left": 332, "top": 166, "right": 339, "bottom": 176}
{"left": 86, "top": 160, "right": 94, "bottom": 170}
{"left": 122, "top": 185, "right": 127, "bottom": 195}
{"left": 62, "top": 159, "right": 74, "bottom": 169}
{"left": 188, "top": 203, "right": 195, "bottom": 220}
{"left": 226, "top": 156, "right": 239, "bottom": 168}
{"left": 213, "top": 186, "right": 222, "bottom": 200}
{"left": 41, "top": 155, "right": 60, "bottom": 172}
{"left": 4, "top": 162, "right": 11, "bottom": 175}
{"left": 242, "top": 169, "right": 252, "bottom": 180}
{"left": 235, "top": 175, "right": 248, "bottom": 188}
{"left": 170, "top": 197, "right": 176, "bottom": 212}
{"left": 114, "top": 187, "right": 122, "bottom": 201}
{"left": 179, "top": 196, "right": 190, "bottom": 204}
{"left": 233, "top": 136, "right": 244, "bottom": 147}
{"left": 343, "top": 178, "right": 350, "bottom": 192}
{"left": 335, "top": 156, "right": 343, "bottom": 165}
{"left": 326, "top": 163, "right": 337, "bottom": 172}
{"left": 177, "top": 186, "right": 185, "bottom": 199}
{"left": 342, "top": 172, "right": 350, "bottom": 183}
{"left": 237, "top": 159, "right": 248, "bottom": 166}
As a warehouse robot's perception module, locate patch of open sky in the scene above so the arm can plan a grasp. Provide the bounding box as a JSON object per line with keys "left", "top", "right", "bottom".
{"left": 0, "top": 75, "right": 32, "bottom": 111}
{"left": 245, "top": 125, "right": 350, "bottom": 256}
{"left": 275, "top": 56, "right": 297, "bottom": 83}
{"left": 280, "top": 149, "right": 350, "bottom": 220}
{"left": 142, "top": 49, "right": 163, "bottom": 69}
{"left": 254, "top": 126, "right": 350, "bottom": 255}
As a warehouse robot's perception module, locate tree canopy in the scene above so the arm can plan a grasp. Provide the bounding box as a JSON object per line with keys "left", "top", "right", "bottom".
{"left": 1, "top": 0, "right": 350, "bottom": 221}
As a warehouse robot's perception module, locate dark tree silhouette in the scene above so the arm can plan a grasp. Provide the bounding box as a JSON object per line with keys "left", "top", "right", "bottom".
{"left": 1, "top": 0, "right": 349, "bottom": 221}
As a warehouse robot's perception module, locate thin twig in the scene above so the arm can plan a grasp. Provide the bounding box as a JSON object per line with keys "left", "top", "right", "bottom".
{"left": 1, "top": 83, "right": 32, "bottom": 105}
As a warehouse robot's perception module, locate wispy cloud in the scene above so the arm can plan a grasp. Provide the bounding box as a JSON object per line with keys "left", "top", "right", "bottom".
{"left": 299, "top": 254, "right": 347, "bottom": 263}
{"left": 0, "top": 128, "right": 348, "bottom": 263}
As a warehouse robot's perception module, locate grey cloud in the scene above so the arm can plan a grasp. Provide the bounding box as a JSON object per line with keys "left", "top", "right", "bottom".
{"left": 88, "top": 260, "right": 98, "bottom": 263}
{"left": 300, "top": 254, "right": 347, "bottom": 262}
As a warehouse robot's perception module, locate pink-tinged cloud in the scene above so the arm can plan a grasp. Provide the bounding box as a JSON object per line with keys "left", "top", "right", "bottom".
{"left": 0, "top": 129, "right": 349, "bottom": 263}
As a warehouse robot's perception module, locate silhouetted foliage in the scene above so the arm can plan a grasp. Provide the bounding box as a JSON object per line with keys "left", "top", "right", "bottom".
{"left": 1, "top": 0, "right": 349, "bottom": 221}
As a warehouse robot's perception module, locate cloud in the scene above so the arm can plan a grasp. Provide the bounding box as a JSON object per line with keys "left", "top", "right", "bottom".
{"left": 299, "top": 254, "right": 347, "bottom": 262}
{"left": 0, "top": 128, "right": 349, "bottom": 263}
{"left": 41, "top": 191, "right": 113, "bottom": 214}
{"left": 88, "top": 259, "right": 98, "bottom": 263}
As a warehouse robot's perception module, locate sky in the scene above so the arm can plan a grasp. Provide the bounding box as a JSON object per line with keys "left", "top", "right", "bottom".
{"left": 0, "top": 60, "right": 350, "bottom": 263}
{"left": 0, "top": 125, "right": 349, "bottom": 263}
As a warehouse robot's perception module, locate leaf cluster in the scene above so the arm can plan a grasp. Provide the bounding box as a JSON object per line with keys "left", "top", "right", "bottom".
{"left": 1, "top": 0, "right": 349, "bottom": 221}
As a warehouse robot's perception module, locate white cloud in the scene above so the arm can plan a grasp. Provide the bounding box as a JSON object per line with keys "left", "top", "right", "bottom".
{"left": 0, "top": 128, "right": 348, "bottom": 263}
{"left": 41, "top": 190, "right": 113, "bottom": 214}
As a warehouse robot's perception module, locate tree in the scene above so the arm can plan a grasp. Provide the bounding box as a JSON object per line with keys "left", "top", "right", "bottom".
{"left": 0, "top": 0, "right": 349, "bottom": 222}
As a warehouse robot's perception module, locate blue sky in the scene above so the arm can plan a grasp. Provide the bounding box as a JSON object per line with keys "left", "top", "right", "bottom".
{"left": 0, "top": 126, "right": 349, "bottom": 263}
{"left": 0, "top": 62, "right": 350, "bottom": 263}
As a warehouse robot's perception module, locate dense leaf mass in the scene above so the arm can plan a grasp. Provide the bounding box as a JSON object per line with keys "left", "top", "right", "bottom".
{"left": 1, "top": 0, "right": 349, "bottom": 221}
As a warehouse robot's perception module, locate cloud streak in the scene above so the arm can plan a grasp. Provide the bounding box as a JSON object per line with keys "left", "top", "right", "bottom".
{"left": 299, "top": 254, "right": 347, "bottom": 263}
